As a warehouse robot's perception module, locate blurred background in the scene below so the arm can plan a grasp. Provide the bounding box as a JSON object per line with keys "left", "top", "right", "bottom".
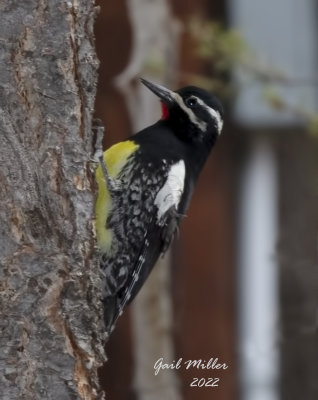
{"left": 95, "top": 1, "right": 318, "bottom": 399}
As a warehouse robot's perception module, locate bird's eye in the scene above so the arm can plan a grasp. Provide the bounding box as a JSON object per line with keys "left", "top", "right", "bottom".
{"left": 186, "top": 97, "right": 198, "bottom": 108}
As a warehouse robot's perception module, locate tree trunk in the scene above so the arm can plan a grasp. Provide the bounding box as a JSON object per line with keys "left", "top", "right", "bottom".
{"left": 0, "top": 2, "right": 105, "bottom": 399}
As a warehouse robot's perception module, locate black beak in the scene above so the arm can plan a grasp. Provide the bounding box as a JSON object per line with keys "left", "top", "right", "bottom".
{"left": 140, "top": 78, "right": 175, "bottom": 105}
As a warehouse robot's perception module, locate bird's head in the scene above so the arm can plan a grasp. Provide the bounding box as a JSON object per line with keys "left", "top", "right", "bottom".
{"left": 140, "top": 78, "right": 224, "bottom": 145}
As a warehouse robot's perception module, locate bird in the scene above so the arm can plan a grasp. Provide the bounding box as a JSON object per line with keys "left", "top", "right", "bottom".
{"left": 95, "top": 78, "right": 224, "bottom": 334}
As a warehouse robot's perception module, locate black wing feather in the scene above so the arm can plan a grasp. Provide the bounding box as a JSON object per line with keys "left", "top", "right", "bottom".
{"left": 102, "top": 156, "right": 182, "bottom": 333}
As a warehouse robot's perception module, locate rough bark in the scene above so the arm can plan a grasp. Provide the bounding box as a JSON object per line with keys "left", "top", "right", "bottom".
{"left": 0, "top": 2, "right": 105, "bottom": 399}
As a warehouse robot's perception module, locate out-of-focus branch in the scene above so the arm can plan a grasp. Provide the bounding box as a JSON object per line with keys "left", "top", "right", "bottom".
{"left": 114, "top": 0, "right": 182, "bottom": 399}
{"left": 188, "top": 19, "right": 318, "bottom": 135}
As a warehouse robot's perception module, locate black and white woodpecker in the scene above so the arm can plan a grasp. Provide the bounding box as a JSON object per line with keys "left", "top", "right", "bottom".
{"left": 95, "top": 78, "right": 224, "bottom": 333}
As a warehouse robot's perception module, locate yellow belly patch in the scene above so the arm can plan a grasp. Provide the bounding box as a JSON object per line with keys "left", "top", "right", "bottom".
{"left": 95, "top": 140, "right": 139, "bottom": 253}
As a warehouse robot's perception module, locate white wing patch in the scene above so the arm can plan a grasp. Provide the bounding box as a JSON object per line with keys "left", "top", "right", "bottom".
{"left": 155, "top": 160, "right": 185, "bottom": 222}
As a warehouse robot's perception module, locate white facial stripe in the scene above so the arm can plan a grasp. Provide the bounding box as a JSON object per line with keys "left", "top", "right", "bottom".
{"left": 171, "top": 92, "right": 207, "bottom": 132}
{"left": 155, "top": 160, "right": 185, "bottom": 222}
{"left": 195, "top": 97, "right": 223, "bottom": 135}
{"left": 210, "top": 109, "right": 223, "bottom": 134}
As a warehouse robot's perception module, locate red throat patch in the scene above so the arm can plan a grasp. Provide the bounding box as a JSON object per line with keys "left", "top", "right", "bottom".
{"left": 161, "top": 102, "right": 169, "bottom": 120}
